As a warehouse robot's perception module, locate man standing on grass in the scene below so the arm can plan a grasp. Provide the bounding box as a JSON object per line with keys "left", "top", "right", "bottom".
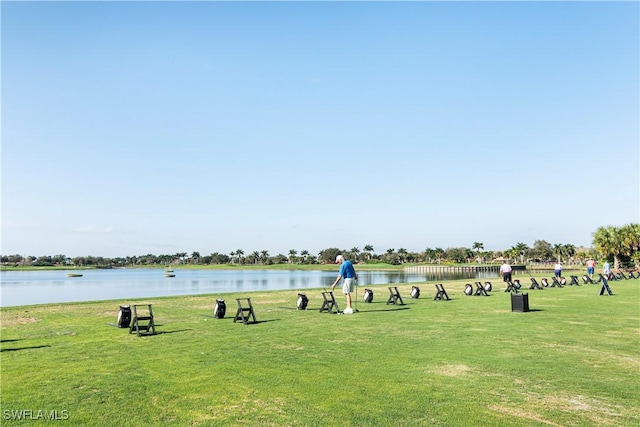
{"left": 554, "top": 261, "right": 563, "bottom": 279}
{"left": 603, "top": 261, "right": 611, "bottom": 279}
{"left": 331, "top": 254, "right": 358, "bottom": 314}
{"left": 586, "top": 258, "right": 596, "bottom": 279}
{"left": 500, "top": 260, "right": 512, "bottom": 283}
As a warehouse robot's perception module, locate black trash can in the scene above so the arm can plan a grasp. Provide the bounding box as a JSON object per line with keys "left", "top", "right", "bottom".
{"left": 511, "top": 293, "right": 529, "bottom": 312}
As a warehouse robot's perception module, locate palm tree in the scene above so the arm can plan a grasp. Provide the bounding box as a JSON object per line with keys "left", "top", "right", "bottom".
{"left": 511, "top": 243, "right": 529, "bottom": 264}
{"left": 191, "top": 251, "right": 200, "bottom": 264}
{"left": 434, "top": 248, "right": 444, "bottom": 263}
{"left": 300, "top": 250, "right": 309, "bottom": 263}
{"left": 620, "top": 223, "right": 640, "bottom": 260}
{"left": 397, "top": 248, "right": 407, "bottom": 264}
{"left": 251, "top": 251, "right": 260, "bottom": 265}
{"left": 288, "top": 249, "right": 297, "bottom": 264}
{"left": 621, "top": 223, "right": 640, "bottom": 267}
{"left": 260, "top": 250, "right": 270, "bottom": 264}
{"left": 472, "top": 242, "right": 484, "bottom": 262}
{"left": 596, "top": 223, "right": 640, "bottom": 268}
{"left": 552, "top": 244, "right": 565, "bottom": 263}
{"left": 363, "top": 244, "right": 374, "bottom": 261}
{"left": 563, "top": 244, "right": 576, "bottom": 264}
{"left": 423, "top": 248, "right": 436, "bottom": 263}
{"left": 593, "top": 226, "right": 625, "bottom": 268}
{"left": 351, "top": 247, "right": 360, "bottom": 262}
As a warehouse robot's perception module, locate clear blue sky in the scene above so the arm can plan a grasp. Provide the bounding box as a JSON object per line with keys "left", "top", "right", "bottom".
{"left": 2, "top": 1, "right": 638, "bottom": 258}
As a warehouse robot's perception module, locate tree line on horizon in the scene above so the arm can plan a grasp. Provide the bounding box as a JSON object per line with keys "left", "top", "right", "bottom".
{"left": 2, "top": 224, "right": 638, "bottom": 269}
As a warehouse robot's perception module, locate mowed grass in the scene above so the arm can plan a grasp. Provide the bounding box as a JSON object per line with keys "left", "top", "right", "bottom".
{"left": 1, "top": 276, "right": 639, "bottom": 426}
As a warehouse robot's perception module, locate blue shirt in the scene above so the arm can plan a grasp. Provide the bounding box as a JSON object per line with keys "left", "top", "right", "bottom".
{"left": 339, "top": 260, "right": 356, "bottom": 279}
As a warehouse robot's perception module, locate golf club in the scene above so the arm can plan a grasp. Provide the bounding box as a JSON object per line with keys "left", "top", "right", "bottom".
{"left": 525, "top": 265, "right": 533, "bottom": 286}
{"left": 354, "top": 279, "right": 359, "bottom": 312}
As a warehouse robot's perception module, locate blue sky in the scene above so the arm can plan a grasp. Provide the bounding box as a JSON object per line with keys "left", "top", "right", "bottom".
{"left": 2, "top": 1, "right": 639, "bottom": 258}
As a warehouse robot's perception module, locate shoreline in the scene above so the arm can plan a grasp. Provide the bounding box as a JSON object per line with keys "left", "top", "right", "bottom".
{"left": 0, "top": 262, "right": 592, "bottom": 273}
{"left": 0, "top": 271, "right": 589, "bottom": 310}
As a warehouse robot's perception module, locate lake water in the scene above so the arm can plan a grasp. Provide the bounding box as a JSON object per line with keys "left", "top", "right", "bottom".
{"left": 0, "top": 268, "right": 500, "bottom": 307}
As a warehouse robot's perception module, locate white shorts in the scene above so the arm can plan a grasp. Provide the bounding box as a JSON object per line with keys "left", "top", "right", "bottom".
{"left": 342, "top": 278, "right": 355, "bottom": 294}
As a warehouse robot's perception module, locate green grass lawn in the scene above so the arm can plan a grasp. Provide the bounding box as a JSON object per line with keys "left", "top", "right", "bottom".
{"left": 1, "top": 276, "right": 638, "bottom": 426}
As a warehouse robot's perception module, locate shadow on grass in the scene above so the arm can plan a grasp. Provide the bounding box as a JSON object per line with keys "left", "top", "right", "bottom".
{"left": 106, "top": 323, "right": 128, "bottom": 328}
{"left": 155, "top": 329, "right": 194, "bottom": 335}
{"left": 1, "top": 339, "right": 23, "bottom": 343}
{"left": 1, "top": 345, "right": 52, "bottom": 352}
{"left": 132, "top": 329, "right": 194, "bottom": 337}
{"left": 353, "top": 306, "right": 411, "bottom": 313}
{"left": 199, "top": 313, "right": 281, "bottom": 324}
{"left": 234, "top": 319, "right": 280, "bottom": 325}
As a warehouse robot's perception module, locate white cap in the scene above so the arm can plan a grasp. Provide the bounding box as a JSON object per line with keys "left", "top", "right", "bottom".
{"left": 335, "top": 254, "right": 344, "bottom": 263}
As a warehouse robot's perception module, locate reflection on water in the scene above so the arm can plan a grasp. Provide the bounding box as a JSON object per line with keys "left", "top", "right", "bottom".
{"left": 0, "top": 268, "right": 501, "bottom": 307}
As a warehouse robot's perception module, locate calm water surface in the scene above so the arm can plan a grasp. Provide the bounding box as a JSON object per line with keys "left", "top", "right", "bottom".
{"left": 0, "top": 268, "right": 500, "bottom": 307}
